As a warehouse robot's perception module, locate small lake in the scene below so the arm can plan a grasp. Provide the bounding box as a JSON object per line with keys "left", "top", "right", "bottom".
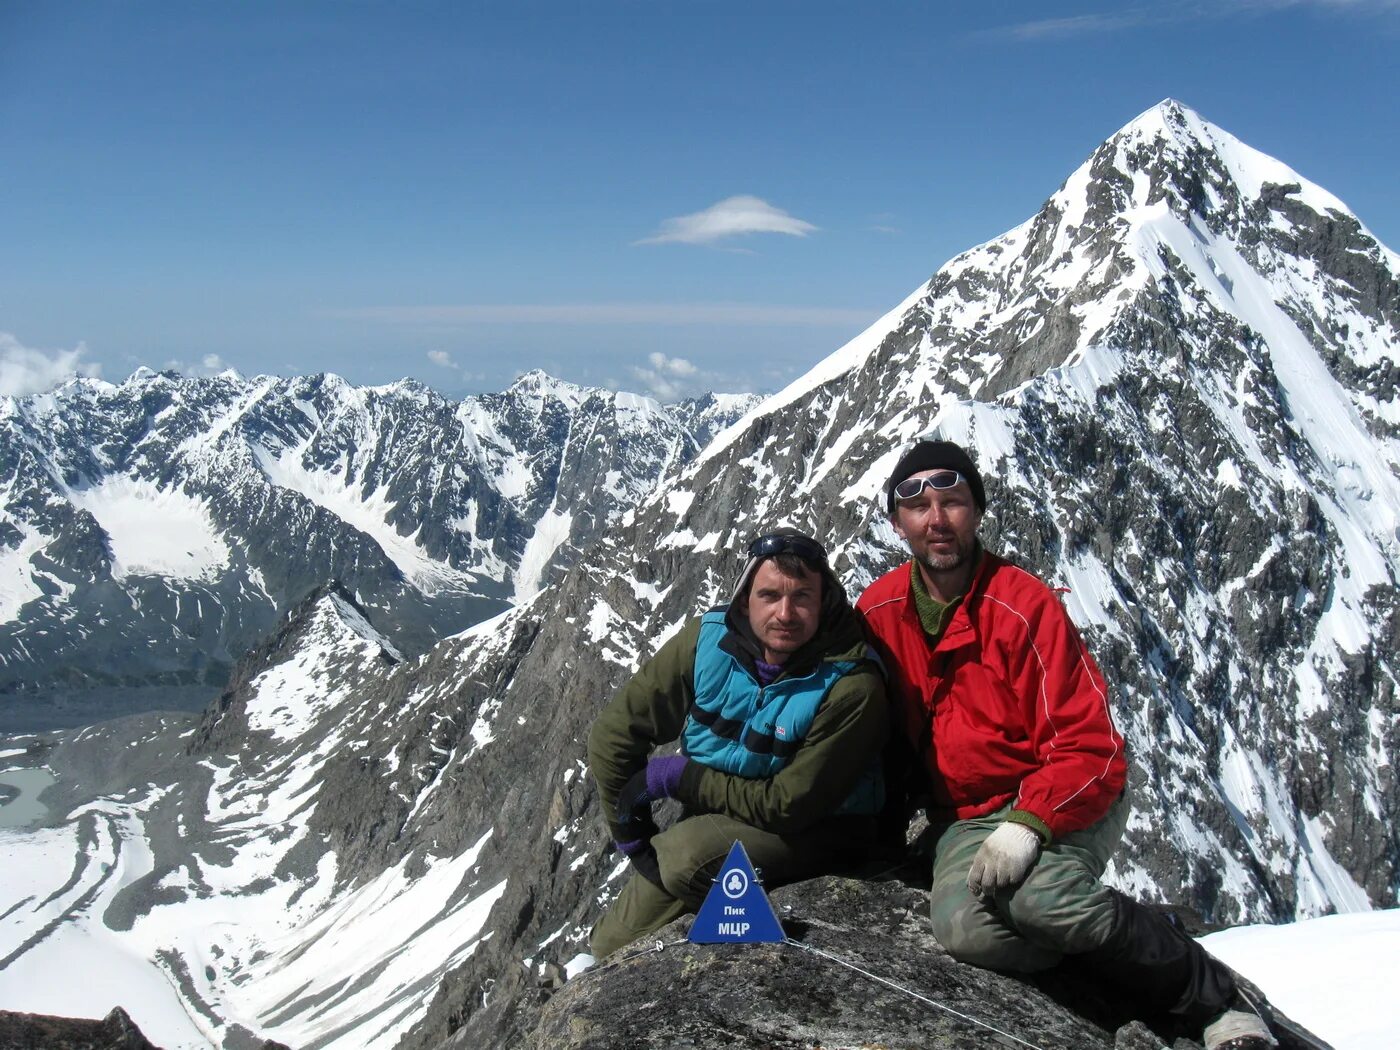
{"left": 0, "top": 767, "right": 56, "bottom": 829}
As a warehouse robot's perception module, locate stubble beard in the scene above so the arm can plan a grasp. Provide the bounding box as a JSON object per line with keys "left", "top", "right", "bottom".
{"left": 917, "top": 537, "right": 974, "bottom": 574}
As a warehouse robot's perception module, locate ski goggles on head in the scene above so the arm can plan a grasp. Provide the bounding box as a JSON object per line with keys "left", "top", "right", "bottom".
{"left": 747, "top": 533, "right": 829, "bottom": 568}
{"left": 892, "top": 469, "right": 968, "bottom": 504}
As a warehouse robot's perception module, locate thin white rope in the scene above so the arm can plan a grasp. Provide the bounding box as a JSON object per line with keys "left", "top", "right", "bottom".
{"left": 581, "top": 933, "right": 1048, "bottom": 1049}
{"left": 785, "top": 938, "right": 1049, "bottom": 1050}
{"left": 588, "top": 936, "right": 688, "bottom": 972}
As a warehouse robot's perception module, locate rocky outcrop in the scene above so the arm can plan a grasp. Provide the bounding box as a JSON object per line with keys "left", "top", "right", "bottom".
{"left": 0, "top": 1007, "right": 293, "bottom": 1050}
{"left": 515, "top": 873, "right": 1327, "bottom": 1050}
{"left": 0, "top": 1007, "right": 162, "bottom": 1050}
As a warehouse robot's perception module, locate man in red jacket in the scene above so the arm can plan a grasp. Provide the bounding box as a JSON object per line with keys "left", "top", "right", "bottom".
{"left": 857, "top": 440, "right": 1276, "bottom": 1050}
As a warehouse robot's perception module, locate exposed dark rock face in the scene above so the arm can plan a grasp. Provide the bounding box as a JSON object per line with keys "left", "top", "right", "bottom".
{"left": 0, "top": 1007, "right": 162, "bottom": 1050}
{"left": 0, "top": 1007, "right": 293, "bottom": 1050}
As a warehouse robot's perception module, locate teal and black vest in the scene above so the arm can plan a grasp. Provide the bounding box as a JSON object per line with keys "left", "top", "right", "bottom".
{"left": 681, "top": 610, "right": 883, "bottom": 816}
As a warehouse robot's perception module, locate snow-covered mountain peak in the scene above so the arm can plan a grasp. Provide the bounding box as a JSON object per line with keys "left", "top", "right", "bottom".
{"left": 1106, "top": 99, "right": 1351, "bottom": 219}
{"left": 303, "top": 586, "right": 404, "bottom": 662}
{"left": 507, "top": 368, "right": 589, "bottom": 408}
{"left": 0, "top": 366, "right": 761, "bottom": 728}
{"left": 237, "top": 586, "right": 402, "bottom": 745}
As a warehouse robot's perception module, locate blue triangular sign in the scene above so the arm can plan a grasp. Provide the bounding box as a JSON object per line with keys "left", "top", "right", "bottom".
{"left": 688, "top": 840, "right": 786, "bottom": 944}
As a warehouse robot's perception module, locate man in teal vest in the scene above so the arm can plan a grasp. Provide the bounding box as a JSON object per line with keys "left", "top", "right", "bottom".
{"left": 588, "top": 528, "right": 888, "bottom": 958}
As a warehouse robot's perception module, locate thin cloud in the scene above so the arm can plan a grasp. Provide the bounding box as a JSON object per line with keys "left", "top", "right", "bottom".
{"left": 427, "top": 350, "right": 459, "bottom": 369}
{"left": 985, "top": 0, "right": 1398, "bottom": 40}
{"left": 164, "top": 353, "right": 238, "bottom": 378}
{"left": 635, "top": 195, "right": 818, "bottom": 247}
{"left": 330, "top": 302, "right": 875, "bottom": 327}
{"left": 0, "top": 332, "right": 101, "bottom": 397}
{"left": 997, "top": 11, "right": 1159, "bottom": 40}
{"left": 630, "top": 352, "right": 703, "bottom": 401}
{"left": 1242, "top": 0, "right": 1400, "bottom": 8}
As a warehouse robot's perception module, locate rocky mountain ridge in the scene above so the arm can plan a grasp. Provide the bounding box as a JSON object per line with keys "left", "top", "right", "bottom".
{"left": 0, "top": 367, "right": 759, "bottom": 730}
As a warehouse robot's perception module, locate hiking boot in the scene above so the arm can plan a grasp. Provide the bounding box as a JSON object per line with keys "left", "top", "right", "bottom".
{"left": 1203, "top": 1008, "right": 1278, "bottom": 1049}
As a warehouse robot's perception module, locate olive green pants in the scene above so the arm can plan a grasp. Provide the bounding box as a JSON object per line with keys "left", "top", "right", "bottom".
{"left": 928, "top": 794, "right": 1130, "bottom": 972}
{"left": 591, "top": 812, "right": 871, "bottom": 959}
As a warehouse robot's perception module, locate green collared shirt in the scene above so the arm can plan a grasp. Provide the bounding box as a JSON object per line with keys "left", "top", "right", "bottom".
{"left": 909, "top": 560, "right": 963, "bottom": 645}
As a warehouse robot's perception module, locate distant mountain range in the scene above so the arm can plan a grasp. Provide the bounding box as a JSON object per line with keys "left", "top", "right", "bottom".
{"left": 0, "top": 99, "right": 1395, "bottom": 1050}
{"left": 0, "top": 368, "right": 759, "bottom": 729}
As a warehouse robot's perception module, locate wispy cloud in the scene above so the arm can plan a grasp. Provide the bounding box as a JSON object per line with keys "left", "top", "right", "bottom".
{"left": 629, "top": 352, "right": 702, "bottom": 401}
{"left": 867, "top": 211, "right": 902, "bottom": 235}
{"left": 635, "top": 195, "right": 818, "bottom": 247}
{"left": 330, "top": 302, "right": 875, "bottom": 327}
{"left": 985, "top": 0, "right": 1398, "bottom": 41}
{"left": 0, "top": 332, "right": 101, "bottom": 397}
{"left": 164, "top": 352, "right": 237, "bottom": 378}
{"left": 996, "top": 10, "right": 1161, "bottom": 40}
{"left": 1244, "top": 0, "right": 1400, "bottom": 8}
{"left": 427, "top": 349, "right": 458, "bottom": 369}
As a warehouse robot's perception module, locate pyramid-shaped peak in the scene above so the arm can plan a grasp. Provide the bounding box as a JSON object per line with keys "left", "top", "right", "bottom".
{"left": 504, "top": 369, "right": 620, "bottom": 414}
{"left": 509, "top": 368, "right": 586, "bottom": 397}
{"left": 1115, "top": 97, "right": 1204, "bottom": 141}
{"left": 1038, "top": 98, "right": 1355, "bottom": 244}
{"left": 1093, "top": 99, "right": 1350, "bottom": 218}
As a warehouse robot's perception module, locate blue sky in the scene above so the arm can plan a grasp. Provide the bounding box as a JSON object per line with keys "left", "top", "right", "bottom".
{"left": 2, "top": 1, "right": 1396, "bottom": 400}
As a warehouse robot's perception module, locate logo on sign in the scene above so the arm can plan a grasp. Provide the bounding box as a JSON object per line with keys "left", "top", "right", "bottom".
{"left": 722, "top": 868, "right": 748, "bottom": 898}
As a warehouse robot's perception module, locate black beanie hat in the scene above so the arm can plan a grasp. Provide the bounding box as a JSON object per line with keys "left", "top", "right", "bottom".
{"left": 885, "top": 440, "right": 986, "bottom": 513}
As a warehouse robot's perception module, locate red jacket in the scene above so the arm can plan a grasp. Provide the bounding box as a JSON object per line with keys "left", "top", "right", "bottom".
{"left": 857, "top": 552, "right": 1126, "bottom": 839}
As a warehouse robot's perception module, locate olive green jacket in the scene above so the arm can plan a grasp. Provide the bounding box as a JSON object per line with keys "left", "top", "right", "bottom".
{"left": 587, "top": 602, "right": 888, "bottom": 842}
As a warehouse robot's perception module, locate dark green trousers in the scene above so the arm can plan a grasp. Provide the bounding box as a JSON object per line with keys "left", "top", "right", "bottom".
{"left": 591, "top": 812, "right": 871, "bottom": 958}
{"left": 927, "top": 793, "right": 1130, "bottom": 972}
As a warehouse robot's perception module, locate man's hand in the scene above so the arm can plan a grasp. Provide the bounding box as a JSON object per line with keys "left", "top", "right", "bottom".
{"left": 615, "top": 837, "right": 664, "bottom": 888}
{"left": 967, "top": 822, "right": 1041, "bottom": 897}
{"left": 617, "top": 756, "right": 689, "bottom": 829}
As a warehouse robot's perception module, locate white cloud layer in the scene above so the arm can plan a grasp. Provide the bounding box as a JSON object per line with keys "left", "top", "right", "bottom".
{"left": 0, "top": 332, "right": 101, "bottom": 397}
{"left": 635, "top": 195, "right": 818, "bottom": 246}
{"left": 331, "top": 302, "right": 871, "bottom": 326}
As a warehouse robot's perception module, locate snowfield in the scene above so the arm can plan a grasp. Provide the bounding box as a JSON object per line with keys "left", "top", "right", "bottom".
{"left": 1201, "top": 910, "right": 1400, "bottom": 1049}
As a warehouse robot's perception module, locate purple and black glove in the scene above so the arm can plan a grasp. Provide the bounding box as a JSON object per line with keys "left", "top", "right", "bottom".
{"left": 615, "top": 836, "right": 663, "bottom": 887}
{"left": 616, "top": 755, "right": 690, "bottom": 828}
{"left": 613, "top": 755, "right": 690, "bottom": 888}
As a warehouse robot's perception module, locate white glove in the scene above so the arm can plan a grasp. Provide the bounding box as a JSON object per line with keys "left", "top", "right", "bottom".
{"left": 967, "top": 822, "right": 1041, "bottom": 898}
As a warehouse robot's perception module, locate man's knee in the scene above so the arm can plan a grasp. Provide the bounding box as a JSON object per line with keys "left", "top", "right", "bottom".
{"left": 1000, "top": 866, "right": 1116, "bottom": 954}
{"left": 657, "top": 853, "right": 722, "bottom": 907}
{"left": 654, "top": 821, "right": 730, "bottom": 907}
{"left": 931, "top": 894, "right": 1002, "bottom": 967}
{"left": 929, "top": 890, "right": 1060, "bottom": 973}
